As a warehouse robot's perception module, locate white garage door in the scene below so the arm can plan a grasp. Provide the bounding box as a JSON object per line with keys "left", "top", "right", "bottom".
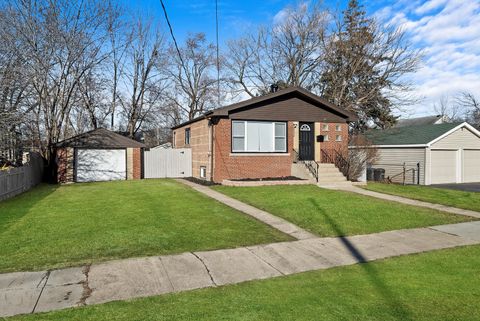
{"left": 76, "top": 149, "right": 126, "bottom": 182}
{"left": 463, "top": 150, "right": 480, "bottom": 183}
{"left": 431, "top": 150, "right": 457, "bottom": 184}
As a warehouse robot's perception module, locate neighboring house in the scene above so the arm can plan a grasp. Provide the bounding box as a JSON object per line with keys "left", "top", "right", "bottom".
{"left": 366, "top": 122, "right": 480, "bottom": 185}
{"left": 55, "top": 128, "right": 145, "bottom": 183}
{"left": 394, "top": 115, "right": 449, "bottom": 128}
{"left": 172, "top": 87, "right": 357, "bottom": 183}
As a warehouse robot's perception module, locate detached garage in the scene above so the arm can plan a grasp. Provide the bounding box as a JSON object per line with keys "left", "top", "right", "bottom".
{"left": 366, "top": 122, "right": 480, "bottom": 185}
{"left": 55, "top": 128, "right": 145, "bottom": 183}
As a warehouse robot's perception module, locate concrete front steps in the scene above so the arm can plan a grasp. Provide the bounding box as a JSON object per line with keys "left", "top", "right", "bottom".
{"left": 317, "top": 163, "right": 352, "bottom": 188}
{"left": 292, "top": 162, "right": 353, "bottom": 188}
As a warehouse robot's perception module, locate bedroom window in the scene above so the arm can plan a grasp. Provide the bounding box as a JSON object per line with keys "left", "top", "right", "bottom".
{"left": 336, "top": 135, "right": 342, "bottom": 142}
{"left": 336, "top": 124, "right": 341, "bottom": 131}
{"left": 232, "top": 120, "right": 287, "bottom": 153}
{"left": 322, "top": 124, "right": 329, "bottom": 131}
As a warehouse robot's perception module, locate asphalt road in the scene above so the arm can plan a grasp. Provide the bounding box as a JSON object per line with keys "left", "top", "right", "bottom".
{"left": 432, "top": 183, "right": 480, "bottom": 192}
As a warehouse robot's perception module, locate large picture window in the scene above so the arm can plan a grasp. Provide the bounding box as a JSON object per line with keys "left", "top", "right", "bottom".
{"left": 232, "top": 121, "right": 287, "bottom": 153}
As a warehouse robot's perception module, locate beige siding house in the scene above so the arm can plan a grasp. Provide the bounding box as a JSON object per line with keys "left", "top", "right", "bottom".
{"left": 366, "top": 122, "right": 480, "bottom": 185}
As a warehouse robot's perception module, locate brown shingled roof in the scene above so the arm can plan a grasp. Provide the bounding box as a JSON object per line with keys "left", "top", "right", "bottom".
{"left": 55, "top": 128, "right": 145, "bottom": 148}
{"left": 172, "top": 87, "right": 357, "bottom": 129}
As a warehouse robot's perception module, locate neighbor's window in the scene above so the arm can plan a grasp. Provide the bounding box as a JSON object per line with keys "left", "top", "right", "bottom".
{"left": 232, "top": 120, "right": 287, "bottom": 152}
{"left": 322, "top": 124, "right": 329, "bottom": 131}
{"left": 200, "top": 166, "right": 206, "bottom": 178}
{"left": 336, "top": 124, "right": 341, "bottom": 131}
{"left": 336, "top": 135, "right": 342, "bottom": 142}
{"left": 185, "top": 128, "right": 191, "bottom": 145}
{"left": 324, "top": 135, "right": 329, "bottom": 141}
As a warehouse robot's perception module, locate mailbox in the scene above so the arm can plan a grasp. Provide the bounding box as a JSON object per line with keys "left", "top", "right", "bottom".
{"left": 316, "top": 135, "right": 324, "bottom": 142}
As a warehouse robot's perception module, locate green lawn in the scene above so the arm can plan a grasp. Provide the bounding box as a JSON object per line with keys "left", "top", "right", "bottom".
{"left": 212, "top": 185, "right": 472, "bottom": 237}
{"left": 364, "top": 182, "right": 480, "bottom": 212}
{"left": 0, "top": 180, "right": 290, "bottom": 273}
{"left": 8, "top": 245, "right": 480, "bottom": 321}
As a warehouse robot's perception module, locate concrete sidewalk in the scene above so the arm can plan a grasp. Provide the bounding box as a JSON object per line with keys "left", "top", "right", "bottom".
{"left": 333, "top": 186, "right": 480, "bottom": 219}
{"left": 2, "top": 221, "right": 480, "bottom": 318}
{"left": 178, "top": 179, "right": 317, "bottom": 240}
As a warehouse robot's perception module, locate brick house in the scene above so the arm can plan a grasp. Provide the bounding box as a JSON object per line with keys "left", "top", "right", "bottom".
{"left": 172, "top": 87, "right": 357, "bottom": 183}
{"left": 55, "top": 128, "right": 145, "bottom": 183}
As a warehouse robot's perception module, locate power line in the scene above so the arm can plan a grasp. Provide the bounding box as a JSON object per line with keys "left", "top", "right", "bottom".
{"left": 159, "top": 0, "right": 186, "bottom": 69}
{"left": 215, "top": 0, "right": 220, "bottom": 105}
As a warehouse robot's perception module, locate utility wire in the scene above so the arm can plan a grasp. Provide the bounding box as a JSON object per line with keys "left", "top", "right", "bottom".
{"left": 159, "top": 0, "right": 187, "bottom": 71}
{"left": 215, "top": 0, "right": 220, "bottom": 105}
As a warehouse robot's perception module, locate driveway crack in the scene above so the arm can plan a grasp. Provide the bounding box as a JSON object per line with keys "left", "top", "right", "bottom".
{"left": 158, "top": 257, "right": 175, "bottom": 291}
{"left": 246, "top": 247, "right": 285, "bottom": 276}
{"left": 78, "top": 265, "right": 92, "bottom": 306}
{"left": 191, "top": 252, "right": 217, "bottom": 286}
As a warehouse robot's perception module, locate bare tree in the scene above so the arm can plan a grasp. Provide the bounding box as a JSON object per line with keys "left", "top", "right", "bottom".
{"left": 165, "top": 33, "right": 219, "bottom": 121}
{"left": 2, "top": 0, "right": 115, "bottom": 156}
{"left": 432, "top": 95, "right": 461, "bottom": 121}
{"left": 226, "top": 3, "right": 329, "bottom": 97}
{"left": 456, "top": 91, "right": 480, "bottom": 126}
{"left": 118, "top": 18, "right": 167, "bottom": 138}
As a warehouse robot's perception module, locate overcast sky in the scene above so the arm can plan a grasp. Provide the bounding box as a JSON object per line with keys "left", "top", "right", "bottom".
{"left": 128, "top": 0, "right": 480, "bottom": 117}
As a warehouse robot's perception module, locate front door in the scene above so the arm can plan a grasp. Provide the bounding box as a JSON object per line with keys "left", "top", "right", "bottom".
{"left": 299, "top": 122, "right": 314, "bottom": 160}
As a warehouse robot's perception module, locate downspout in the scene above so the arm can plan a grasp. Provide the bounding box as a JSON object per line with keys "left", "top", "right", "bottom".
{"left": 208, "top": 118, "right": 215, "bottom": 182}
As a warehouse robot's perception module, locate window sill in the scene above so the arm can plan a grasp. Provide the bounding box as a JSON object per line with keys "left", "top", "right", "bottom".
{"left": 230, "top": 153, "right": 290, "bottom": 157}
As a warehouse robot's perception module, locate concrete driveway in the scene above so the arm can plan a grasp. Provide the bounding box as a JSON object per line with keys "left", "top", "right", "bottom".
{"left": 432, "top": 183, "right": 480, "bottom": 192}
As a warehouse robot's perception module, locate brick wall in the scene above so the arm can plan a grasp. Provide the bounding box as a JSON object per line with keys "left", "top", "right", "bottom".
{"left": 56, "top": 147, "right": 74, "bottom": 183}
{"left": 212, "top": 119, "right": 294, "bottom": 183}
{"left": 318, "top": 122, "right": 349, "bottom": 161}
{"left": 133, "top": 148, "right": 142, "bottom": 179}
{"left": 173, "top": 119, "right": 211, "bottom": 179}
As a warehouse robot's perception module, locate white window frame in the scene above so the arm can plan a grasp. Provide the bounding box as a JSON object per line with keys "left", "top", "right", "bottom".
{"left": 322, "top": 124, "right": 329, "bottom": 131}
{"left": 324, "top": 134, "right": 329, "bottom": 142}
{"left": 232, "top": 120, "right": 287, "bottom": 153}
{"left": 335, "top": 135, "right": 342, "bottom": 142}
{"left": 335, "top": 124, "right": 341, "bottom": 131}
{"left": 200, "top": 166, "right": 207, "bottom": 178}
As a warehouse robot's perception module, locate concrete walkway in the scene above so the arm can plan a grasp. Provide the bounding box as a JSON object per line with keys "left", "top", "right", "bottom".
{"left": 178, "top": 179, "right": 317, "bottom": 240}
{"left": 332, "top": 186, "right": 480, "bottom": 219}
{"left": 2, "top": 221, "right": 480, "bottom": 318}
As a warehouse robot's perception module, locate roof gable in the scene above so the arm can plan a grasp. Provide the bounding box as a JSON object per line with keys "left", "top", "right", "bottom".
{"left": 211, "top": 87, "right": 356, "bottom": 121}
{"left": 56, "top": 128, "right": 145, "bottom": 148}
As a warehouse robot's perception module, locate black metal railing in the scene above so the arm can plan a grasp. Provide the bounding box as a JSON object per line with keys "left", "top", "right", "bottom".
{"left": 321, "top": 149, "right": 350, "bottom": 180}
{"left": 292, "top": 149, "right": 319, "bottom": 182}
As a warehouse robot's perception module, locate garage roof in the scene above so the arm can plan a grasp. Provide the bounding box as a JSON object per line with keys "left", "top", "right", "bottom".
{"left": 56, "top": 128, "right": 145, "bottom": 148}
{"left": 365, "top": 123, "right": 461, "bottom": 146}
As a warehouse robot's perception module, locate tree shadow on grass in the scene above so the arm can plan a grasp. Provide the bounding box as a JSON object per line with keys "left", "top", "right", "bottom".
{"left": 307, "top": 197, "right": 414, "bottom": 321}
{"left": 0, "top": 184, "right": 59, "bottom": 232}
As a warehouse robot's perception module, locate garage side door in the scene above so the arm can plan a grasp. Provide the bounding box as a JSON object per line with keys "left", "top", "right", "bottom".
{"left": 464, "top": 150, "right": 480, "bottom": 183}
{"left": 76, "top": 149, "right": 126, "bottom": 182}
{"left": 431, "top": 150, "right": 457, "bottom": 184}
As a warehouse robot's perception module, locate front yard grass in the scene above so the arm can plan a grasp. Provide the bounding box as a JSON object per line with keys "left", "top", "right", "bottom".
{"left": 9, "top": 245, "right": 480, "bottom": 321}
{"left": 0, "top": 179, "right": 290, "bottom": 273}
{"left": 364, "top": 182, "right": 480, "bottom": 212}
{"left": 212, "top": 185, "right": 472, "bottom": 237}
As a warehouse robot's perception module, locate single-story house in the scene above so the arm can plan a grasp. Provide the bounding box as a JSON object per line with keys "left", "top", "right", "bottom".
{"left": 171, "top": 87, "right": 357, "bottom": 183}
{"left": 55, "top": 128, "right": 145, "bottom": 183}
{"left": 366, "top": 122, "right": 480, "bottom": 185}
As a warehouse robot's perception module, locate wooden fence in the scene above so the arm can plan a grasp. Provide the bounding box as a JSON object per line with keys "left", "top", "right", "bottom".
{"left": 0, "top": 153, "right": 44, "bottom": 202}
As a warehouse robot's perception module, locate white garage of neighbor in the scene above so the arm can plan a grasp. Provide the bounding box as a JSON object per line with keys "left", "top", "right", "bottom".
{"left": 55, "top": 128, "right": 145, "bottom": 183}
{"left": 366, "top": 122, "right": 480, "bottom": 185}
